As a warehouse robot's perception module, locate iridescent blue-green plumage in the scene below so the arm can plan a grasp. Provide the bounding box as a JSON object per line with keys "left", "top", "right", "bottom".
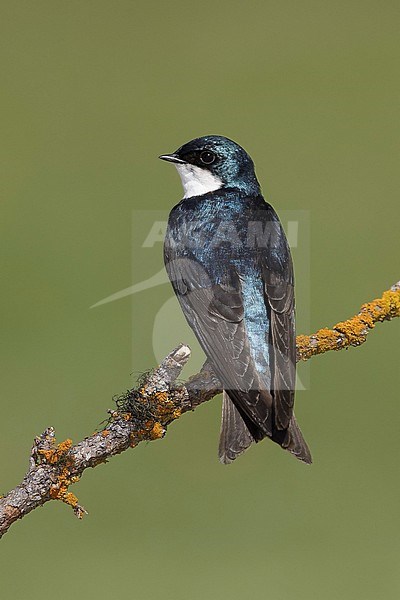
{"left": 161, "top": 136, "right": 311, "bottom": 464}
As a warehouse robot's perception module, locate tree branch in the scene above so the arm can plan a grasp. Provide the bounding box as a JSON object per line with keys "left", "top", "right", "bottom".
{"left": 0, "top": 282, "right": 399, "bottom": 539}
{"left": 295, "top": 281, "right": 400, "bottom": 361}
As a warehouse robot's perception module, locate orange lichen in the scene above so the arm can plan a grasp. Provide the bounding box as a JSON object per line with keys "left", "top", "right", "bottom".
{"left": 154, "top": 391, "right": 168, "bottom": 402}
{"left": 333, "top": 317, "right": 368, "bottom": 345}
{"left": 381, "top": 288, "right": 400, "bottom": 317}
{"left": 49, "top": 464, "right": 84, "bottom": 516}
{"left": 57, "top": 439, "right": 73, "bottom": 453}
{"left": 39, "top": 438, "right": 85, "bottom": 517}
{"left": 296, "top": 283, "right": 400, "bottom": 361}
{"left": 62, "top": 492, "right": 79, "bottom": 508}
{"left": 151, "top": 394, "right": 182, "bottom": 423}
{"left": 150, "top": 422, "right": 165, "bottom": 440}
{"left": 101, "top": 430, "right": 110, "bottom": 437}
{"left": 39, "top": 438, "right": 73, "bottom": 465}
{"left": 50, "top": 467, "right": 71, "bottom": 499}
{"left": 172, "top": 408, "right": 182, "bottom": 419}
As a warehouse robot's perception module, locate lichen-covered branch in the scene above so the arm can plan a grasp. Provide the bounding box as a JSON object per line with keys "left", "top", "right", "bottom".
{"left": 0, "top": 344, "right": 194, "bottom": 539}
{"left": 0, "top": 282, "right": 399, "bottom": 539}
{"left": 296, "top": 281, "right": 400, "bottom": 361}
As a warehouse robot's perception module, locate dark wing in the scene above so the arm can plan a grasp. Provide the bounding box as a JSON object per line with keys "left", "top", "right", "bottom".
{"left": 264, "top": 269, "right": 296, "bottom": 430}
{"left": 164, "top": 252, "right": 274, "bottom": 438}
{"left": 258, "top": 211, "right": 296, "bottom": 430}
{"left": 261, "top": 211, "right": 311, "bottom": 462}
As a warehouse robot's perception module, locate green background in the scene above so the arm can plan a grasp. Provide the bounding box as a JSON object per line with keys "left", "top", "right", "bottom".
{"left": 1, "top": 2, "right": 399, "bottom": 598}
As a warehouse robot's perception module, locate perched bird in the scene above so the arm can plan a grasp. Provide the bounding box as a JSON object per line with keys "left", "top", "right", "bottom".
{"left": 160, "top": 136, "right": 311, "bottom": 464}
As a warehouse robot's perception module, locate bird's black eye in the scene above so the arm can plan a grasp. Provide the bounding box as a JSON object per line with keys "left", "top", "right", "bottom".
{"left": 200, "top": 150, "right": 216, "bottom": 165}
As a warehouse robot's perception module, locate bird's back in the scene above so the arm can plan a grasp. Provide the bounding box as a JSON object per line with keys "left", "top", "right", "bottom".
{"left": 164, "top": 188, "right": 311, "bottom": 463}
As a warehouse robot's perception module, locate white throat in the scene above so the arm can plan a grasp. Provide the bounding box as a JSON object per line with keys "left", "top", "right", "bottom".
{"left": 175, "top": 163, "right": 223, "bottom": 198}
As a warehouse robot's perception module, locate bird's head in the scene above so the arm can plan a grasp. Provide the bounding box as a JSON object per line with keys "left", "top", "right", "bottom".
{"left": 159, "top": 135, "right": 261, "bottom": 199}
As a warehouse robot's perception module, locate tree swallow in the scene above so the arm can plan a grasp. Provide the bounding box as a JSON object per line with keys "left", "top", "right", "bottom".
{"left": 160, "top": 135, "right": 311, "bottom": 464}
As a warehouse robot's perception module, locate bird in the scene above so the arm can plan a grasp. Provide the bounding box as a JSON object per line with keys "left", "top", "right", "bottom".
{"left": 160, "top": 135, "right": 311, "bottom": 464}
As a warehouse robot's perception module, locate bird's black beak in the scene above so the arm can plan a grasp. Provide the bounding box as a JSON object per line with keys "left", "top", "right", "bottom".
{"left": 159, "top": 153, "right": 185, "bottom": 164}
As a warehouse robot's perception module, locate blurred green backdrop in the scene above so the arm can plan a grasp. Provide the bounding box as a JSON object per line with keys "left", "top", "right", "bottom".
{"left": 1, "top": 2, "right": 399, "bottom": 599}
